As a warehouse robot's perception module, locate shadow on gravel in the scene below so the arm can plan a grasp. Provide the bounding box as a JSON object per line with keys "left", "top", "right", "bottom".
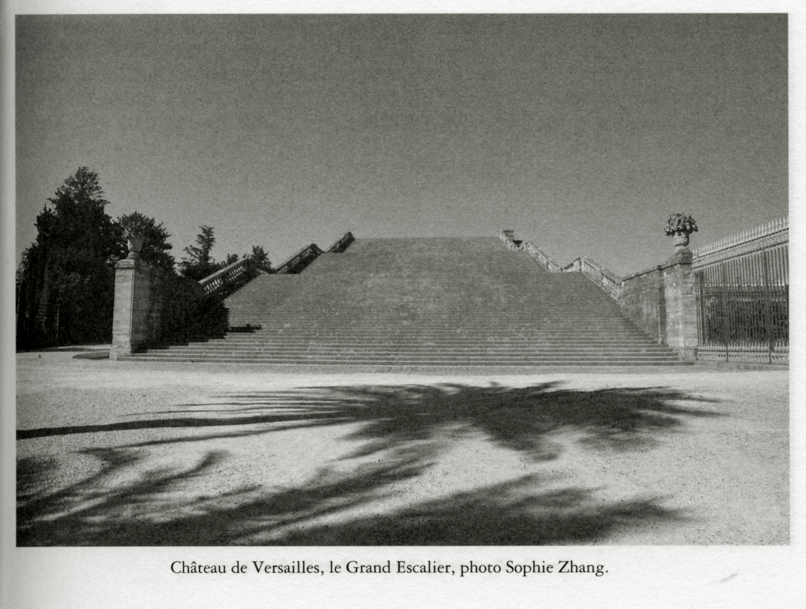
{"left": 17, "top": 450, "right": 683, "bottom": 546}
{"left": 17, "top": 382, "right": 719, "bottom": 546}
{"left": 18, "top": 382, "right": 720, "bottom": 454}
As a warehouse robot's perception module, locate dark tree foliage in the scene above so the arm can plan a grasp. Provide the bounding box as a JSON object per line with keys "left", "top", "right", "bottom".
{"left": 39, "top": 167, "right": 123, "bottom": 258}
{"left": 118, "top": 211, "right": 175, "bottom": 271}
{"left": 16, "top": 169, "right": 178, "bottom": 349}
{"left": 16, "top": 168, "right": 275, "bottom": 351}
{"left": 179, "top": 225, "right": 219, "bottom": 281}
{"left": 250, "top": 245, "right": 270, "bottom": 270}
{"left": 16, "top": 168, "right": 124, "bottom": 349}
{"left": 178, "top": 226, "right": 270, "bottom": 281}
{"left": 222, "top": 253, "right": 240, "bottom": 267}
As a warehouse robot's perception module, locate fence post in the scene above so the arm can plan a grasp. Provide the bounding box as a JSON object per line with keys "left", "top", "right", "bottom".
{"left": 762, "top": 251, "right": 774, "bottom": 363}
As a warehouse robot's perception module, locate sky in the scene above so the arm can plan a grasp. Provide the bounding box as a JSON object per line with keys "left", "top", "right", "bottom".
{"left": 15, "top": 14, "right": 787, "bottom": 277}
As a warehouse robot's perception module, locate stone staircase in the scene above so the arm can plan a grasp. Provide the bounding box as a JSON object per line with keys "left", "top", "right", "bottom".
{"left": 122, "top": 237, "right": 686, "bottom": 367}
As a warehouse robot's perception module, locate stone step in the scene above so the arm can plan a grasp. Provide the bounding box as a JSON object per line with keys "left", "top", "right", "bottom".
{"left": 132, "top": 351, "right": 677, "bottom": 364}
{"left": 127, "top": 353, "right": 684, "bottom": 364}
{"left": 128, "top": 237, "right": 682, "bottom": 366}
{"left": 148, "top": 349, "right": 677, "bottom": 358}
{"left": 212, "top": 336, "right": 657, "bottom": 345}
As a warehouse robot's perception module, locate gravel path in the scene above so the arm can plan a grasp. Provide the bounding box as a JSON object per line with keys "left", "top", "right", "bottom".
{"left": 16, "top": 349, "right": 788, "bottom": 546}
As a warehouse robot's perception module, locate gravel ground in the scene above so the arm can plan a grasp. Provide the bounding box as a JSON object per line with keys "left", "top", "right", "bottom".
{"left": 16, "top": 349, "right": 789, "bottom": 546}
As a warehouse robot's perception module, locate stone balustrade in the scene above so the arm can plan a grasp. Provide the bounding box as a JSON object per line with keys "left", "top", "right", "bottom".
{"left": 112, "top": 231, "right": 355, "bottom": 357}
{"left": 273, "top": 243, "right": 324, "bottom": 275}
{"left": 522, "top": 242, "right": 562, "bottom": 273}
{"left": 500, "top": 228, "right": 697, "bottom": 360}
{"left": 560, "top": 257, "right": 622, "bottom": 299}
{"left": 327, "top": 231, "right": 355, "bottom": 253}
{"left": 200, "top": 258, "right": 255, "bottom": 296}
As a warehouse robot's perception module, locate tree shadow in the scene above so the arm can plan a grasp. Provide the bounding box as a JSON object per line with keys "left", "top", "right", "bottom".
{"left": 17, "top": 448, "right": 432, "bottom": 546}
{"left": 19, "top": 383, "right": 721, "bottom": 458}
{"left": 18, "top": 382, "right": 721, "bottom": 545}
{"left": 276, "top": 476, "right": 684, "bottom": 546}
{"left": 123, "top": 382, "right": 721, "bottom": 459}
{"left": 18, "top": 449, "right": 684, "bottom": 546}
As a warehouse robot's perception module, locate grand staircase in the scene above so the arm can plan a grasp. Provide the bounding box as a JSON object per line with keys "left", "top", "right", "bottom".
{"left": 123, "top": 237, "right": 686, "bottom": 367}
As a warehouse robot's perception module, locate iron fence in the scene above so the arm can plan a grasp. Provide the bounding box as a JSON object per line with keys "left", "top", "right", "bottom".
{"left": 693, "top": 217, "right": 788, "bottom": 364}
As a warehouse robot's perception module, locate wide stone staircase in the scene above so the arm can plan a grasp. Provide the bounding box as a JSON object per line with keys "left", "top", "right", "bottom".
{"left": 123, "top": 237, "right": 686, "bottom": 367}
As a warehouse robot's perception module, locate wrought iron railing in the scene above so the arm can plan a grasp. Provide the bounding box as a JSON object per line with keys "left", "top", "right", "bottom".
{"left": 693, "top": 217, "right": 788, "bottom": 364}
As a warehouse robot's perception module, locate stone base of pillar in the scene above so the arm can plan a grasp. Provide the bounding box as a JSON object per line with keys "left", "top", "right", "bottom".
{"left": 661, "top": 247, "right": 698, "bottom": 361}
{"left": 111, "top": 257, "right": 156, "bottom": 359}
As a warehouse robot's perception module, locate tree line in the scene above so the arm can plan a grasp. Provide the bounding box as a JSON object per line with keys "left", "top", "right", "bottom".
{"left": 16, "top": 167, "right": 270, "bottom": 349}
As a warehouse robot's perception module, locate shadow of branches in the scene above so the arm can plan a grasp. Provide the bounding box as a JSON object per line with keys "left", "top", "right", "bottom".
{"left": 18, "top": 382, "right": 720, "bottom": 545}
{"left": 20, "top": 382, "right": 720, "bottom": 459}
{"left": 18, "top": 450, "right": 684, "bottom": 546}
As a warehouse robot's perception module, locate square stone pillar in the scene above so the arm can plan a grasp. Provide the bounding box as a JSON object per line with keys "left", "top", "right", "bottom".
{"left": 661, "top": 249, "right": 698, "bottom": 361}
{"left": 111, "top": 257, "right": 154, "bottom": 359}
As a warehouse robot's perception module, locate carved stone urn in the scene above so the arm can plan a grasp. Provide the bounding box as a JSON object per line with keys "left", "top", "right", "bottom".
{"left": 664, "top": 213, "right": 698, "bottom": 254}
{"left": 672, "top": 231, "right": 690, "bottom": 251}
{"left": 126, "top": 235, "right": 144, "bottom": 259}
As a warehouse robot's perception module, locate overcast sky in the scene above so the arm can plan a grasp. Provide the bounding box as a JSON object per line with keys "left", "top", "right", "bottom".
{"left": 16, "top": 14, "right": 787, "bottom": 276}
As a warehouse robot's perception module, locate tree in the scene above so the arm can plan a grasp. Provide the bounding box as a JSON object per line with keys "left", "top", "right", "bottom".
{"left": 222, "top": 253, "right": 240, "bottom": 267}
{"left": 177, "top": 227, "right": 272, "bottom": 284}
{"left": 249, "top": 245, "right": 270, "bottom": 270}
{"left": 16, "top": 167, "right": 123, "bottom": 348}
{"left": 118, "top": 211, "right": 175, "bottom": 271}
{"left": 179, "top": 225, "right": 219, "bottom": 281}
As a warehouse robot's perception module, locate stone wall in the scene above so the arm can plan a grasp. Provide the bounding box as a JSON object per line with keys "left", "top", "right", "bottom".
{"left": 616, "top": 249, "right": 697, "bottom": 361}
{"left": 500, "top": 227, "right": 697, "bottom": 359}
{"left": 619, "top": 266, "right": 665, "bottom": 344}
{"left": 111, "top": 257, "right": 207, "bottom": 359}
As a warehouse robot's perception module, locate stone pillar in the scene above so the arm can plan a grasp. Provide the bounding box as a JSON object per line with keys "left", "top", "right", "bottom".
{"left": 660, "top": 248, "right": 698, "bottom": 361}
{"left": 111, "top": 252, "right": 155, "bottom": 359}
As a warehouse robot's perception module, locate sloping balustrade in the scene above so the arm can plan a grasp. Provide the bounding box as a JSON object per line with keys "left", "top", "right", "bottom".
{"left": 327, "top": 231, "right": 355, "bottom": 253}
{"left": 199, "top": 231, "right": 356, "bottom": 295}
{"left": 497, "top": 229, "right": 621, "bottom": 299}
{"left": 499, "top": 219, "right": 789, "bottom": 365}
{"left": 559, "top": 257, "right": 622, "bottom": 299}
{"left": 199, "top": 258, "right": 271, "bottom": 296}
{"left": 273, "top": 243, "right": 324, "bottom": 275}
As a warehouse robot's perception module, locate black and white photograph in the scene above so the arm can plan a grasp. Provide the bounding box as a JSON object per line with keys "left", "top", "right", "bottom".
{"left": 3, "top": 6, "right": 800, "bottom": 609}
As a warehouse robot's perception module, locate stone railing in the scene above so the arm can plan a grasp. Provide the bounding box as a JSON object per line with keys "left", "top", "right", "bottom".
{"left": 497, "top": 229, "right": 522, "bottom": 251}
{"left": 522, "top": 241, "right": 562, "bottom": 273}
{"left": 112, "top": 230, "right": 355, "bottom": 357}
{"left": 327, "top": 231, "right": 355, "bottom": 253}
{"left": 199, "top": 257, "right": 270, "bottom": 296}
{"left": 559, "top": 257, "right": 622, "bottom": 299}
{"left": 499, "top": 228, "right": 697, "bottom": 360}
{"left": 273, "top": 243, "right": 324, "bottom": 275}
{"left": 499, "top": 229, "right": 617, "bottom": 293}
{"left": 273, "top": 231, "right": 356, "bottom": 274}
